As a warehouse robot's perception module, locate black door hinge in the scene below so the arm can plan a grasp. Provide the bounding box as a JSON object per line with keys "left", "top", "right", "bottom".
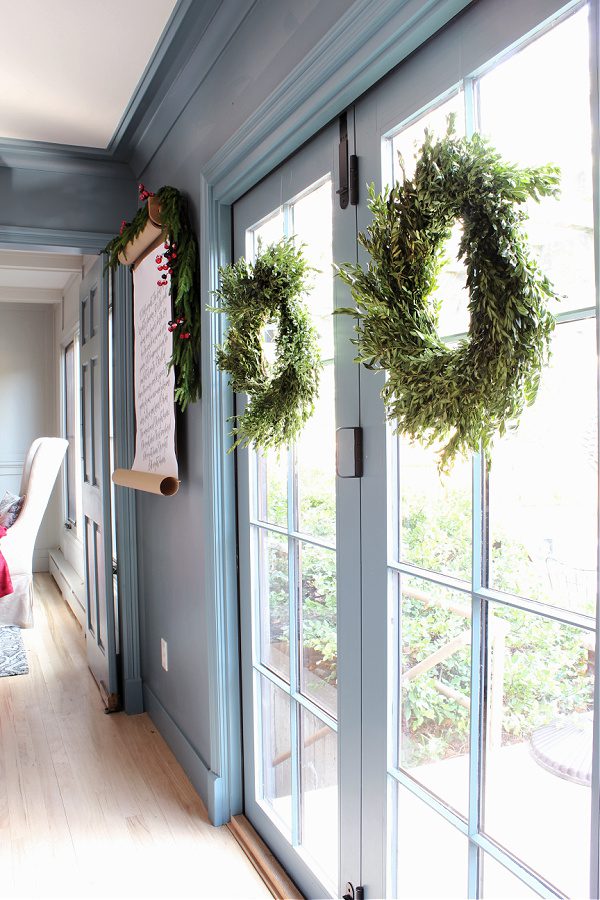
{"left": 343, "top": 883, "right": 364, "bottom": 900}
{"left": 337, "top": 112, "right": 359, "bottom": 208}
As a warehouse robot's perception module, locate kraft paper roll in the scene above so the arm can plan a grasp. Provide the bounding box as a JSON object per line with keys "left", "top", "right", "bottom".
{"left": 112, "top": 468, "right": 180, "bottom": 496}
{"left": 118, "top": 218, "right": 164, "bottom": 265}
{"left": 147, "top": 197, "right": 163, "bottom": 225}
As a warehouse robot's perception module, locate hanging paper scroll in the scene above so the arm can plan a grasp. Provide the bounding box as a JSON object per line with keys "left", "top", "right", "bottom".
{"left": 112, "top": 201, "right": 180, "bottom": 497}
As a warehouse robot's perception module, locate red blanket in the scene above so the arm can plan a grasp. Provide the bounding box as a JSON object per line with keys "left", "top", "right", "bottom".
{"left": 0, "top": 525, "right": 13, "bottom": 598}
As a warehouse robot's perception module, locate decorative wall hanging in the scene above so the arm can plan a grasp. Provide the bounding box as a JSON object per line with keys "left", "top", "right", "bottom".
{"left": 106, "top": 184, "right": 199, "bottom": 496}
{"left": 338, "top": 120, "right": 560, "bottom": 472}
{"left": 212, "top": 238, "right": 321, "bottom": 451}
{"left": 104, "top": 184, "right": 200, "bottom": 411}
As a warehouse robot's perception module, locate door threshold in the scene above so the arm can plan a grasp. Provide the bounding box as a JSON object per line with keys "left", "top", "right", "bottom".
{"left": 227, "top": 815, "right": 304, "bottom": 899}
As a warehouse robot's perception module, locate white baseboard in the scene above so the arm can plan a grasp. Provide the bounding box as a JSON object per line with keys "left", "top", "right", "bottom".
{"left": 49, "top": 548, "right": 85, "bottom": 628}
{"left": 33, "top": 548, "right": 50, "bottom": 572}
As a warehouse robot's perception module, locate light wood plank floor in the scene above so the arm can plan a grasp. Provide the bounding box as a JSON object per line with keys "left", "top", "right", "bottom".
{"left": 0, "top": 573, "right": 271, "bottom": 900}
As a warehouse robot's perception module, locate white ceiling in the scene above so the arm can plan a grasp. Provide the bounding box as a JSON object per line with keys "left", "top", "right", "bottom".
{"left": 0, "top": 250, "right": 83, "bottom": 304}
{"left": 0, "top": 0, "right": 178, "bottom": 148}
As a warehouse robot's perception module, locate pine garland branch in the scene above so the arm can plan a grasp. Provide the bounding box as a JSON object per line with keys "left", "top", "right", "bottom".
{"left": 104, "top": 185, "right": 200, "bottom": 411}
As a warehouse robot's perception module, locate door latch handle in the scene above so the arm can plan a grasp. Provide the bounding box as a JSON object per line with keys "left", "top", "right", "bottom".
{"left": 336, "top": 427, "right": 363, "bottom": 478}
{"left": 343, "top": 884, "right": 365, "bottom": 900}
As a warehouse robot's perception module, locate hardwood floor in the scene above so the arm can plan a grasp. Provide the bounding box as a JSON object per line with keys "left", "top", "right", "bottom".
{"left": 0, "top": 574, "right": 271, "bottom": 900}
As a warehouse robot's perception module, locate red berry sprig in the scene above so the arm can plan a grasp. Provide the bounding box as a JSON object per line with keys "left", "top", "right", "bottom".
{"left": 166, "top": 316, "right": 189, "bottom": 337}
{"left": 138, "top": 182, "right": 155, "bottom": 203}
{"left": 157, "top": 238, "right": 178, "bottom": 287}
{"left": 119, "top": 219, "right": 128, "bottom": 235}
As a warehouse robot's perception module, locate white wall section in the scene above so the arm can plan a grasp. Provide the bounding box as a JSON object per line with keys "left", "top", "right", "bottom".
{"left": 0, "top": 303, "right": 59, "bottom": 570}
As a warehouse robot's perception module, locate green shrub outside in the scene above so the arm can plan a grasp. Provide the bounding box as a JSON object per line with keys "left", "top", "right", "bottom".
{"left": 261, "top": 464, "right": 593, "bottom": 766}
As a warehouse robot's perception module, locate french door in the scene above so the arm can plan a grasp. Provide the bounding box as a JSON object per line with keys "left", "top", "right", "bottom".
{"left": 235, "top": 0, "right": 600, "bottom": 896}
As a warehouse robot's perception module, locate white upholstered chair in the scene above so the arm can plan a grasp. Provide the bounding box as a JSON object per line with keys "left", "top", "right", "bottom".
{"left": 0, "top": 437, "right": 68, "bottom": 627}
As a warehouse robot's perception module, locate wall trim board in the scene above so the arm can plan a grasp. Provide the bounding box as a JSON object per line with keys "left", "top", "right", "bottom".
{"left": 0, "top": 454, "right": 24, "bottom": 475}
{"left": 0, "top": 467, "right": 21, "bottom": 477}
{"left": 113, "top": 265, "right": 143, "bottom": 716}
{"left": 142, "top": 684, "right": 221, "bottom": 822}
{"left": 199, "top": 0, "right": 475, "bottom": 829}
{"left": 0, "top": 226, "right": 113, "bottom": 255}
{"left": 0, "top": 140, "right": 133, "bottom": 178}
{"left": 0, "top": 286, "right": 63, "bottom": 304}
{"left": 33, "top": 548, "right": 50, "bottom": 573}
{"left": 124, "top": 677, "right": 144, "bottom": 715}
{"left": 205, "top": 0, "right": 473, "bottom": 203}
{"left": 200, "top": 178, "right": 242, "bottom": 824}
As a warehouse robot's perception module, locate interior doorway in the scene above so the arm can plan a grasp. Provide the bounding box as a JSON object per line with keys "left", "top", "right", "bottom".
{"left": 0, "top": 239, "right": 139, "bottom": 713}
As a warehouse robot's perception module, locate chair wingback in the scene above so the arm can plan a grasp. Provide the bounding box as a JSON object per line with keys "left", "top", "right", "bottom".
{"left": 19, "top": 437, "right": 44, "bottom": 496}
{"left": 9, "top": 438, "right": 69, "bottom": 554}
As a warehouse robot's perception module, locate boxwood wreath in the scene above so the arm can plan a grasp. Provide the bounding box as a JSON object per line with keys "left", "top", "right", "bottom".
{"left": 212, "top": 237, "right": 321, "bottom": 451}
{"left": 104, "top": 184, "right": 200, "bottom": 411}
{"left": 338, "top": 119, "right": 561, "bottom": 472}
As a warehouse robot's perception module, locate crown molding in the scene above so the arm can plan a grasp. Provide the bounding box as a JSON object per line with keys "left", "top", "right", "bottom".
{"left": 0, "top": 226, "right": 112, "bottom": 255}
{"left": 0, "top": 251, "right": 83, "bottom": 273}
{"left": 0, "top": 286, "right": 63, "bottom": 304}
{"left": 0, "top": 135, "right": 133, "bottom": 178}
{"left": 205, "top": 0, "right": 473, "bottom": 203}
{"left": 107, "top": 0, "right": 223, "bottom": 159}
{"left": 124, "top": 0, "right": 257, "bottom": 174}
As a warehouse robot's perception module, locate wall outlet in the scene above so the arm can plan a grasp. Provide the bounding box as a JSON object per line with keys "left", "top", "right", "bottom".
{"left": 161, "top": 638, "right": 168, "bottom": 672}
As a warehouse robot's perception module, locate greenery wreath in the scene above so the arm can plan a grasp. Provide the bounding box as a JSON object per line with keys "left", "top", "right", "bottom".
{"left": 338, "top": 120, "right": 561, "bottom": 471}
{"left": 213, "top": 237, "right": 321, "bottom": 451}
{"left": 104, "top": 184, "right": 200, "bottom": 411}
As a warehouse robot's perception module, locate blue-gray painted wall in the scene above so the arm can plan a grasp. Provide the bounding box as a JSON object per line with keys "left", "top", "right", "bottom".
{"left": 135, "top": 0, "right": 351, "bottom": 780}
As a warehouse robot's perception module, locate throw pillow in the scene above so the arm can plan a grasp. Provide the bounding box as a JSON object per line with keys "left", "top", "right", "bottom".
{"left": 0, "top": 491, "right": 25, "bottom": 528}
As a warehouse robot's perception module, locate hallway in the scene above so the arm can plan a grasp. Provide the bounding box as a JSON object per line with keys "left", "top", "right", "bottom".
{"left": 0, "top": 575, "right": 270, "bottom": 900}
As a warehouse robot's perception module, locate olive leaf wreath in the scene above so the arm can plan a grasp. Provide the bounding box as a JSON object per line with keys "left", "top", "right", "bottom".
{"left": 212, "top": 237, "right": 321, "bottom": 451}
{"left": 338, "top": 119, "right": 561, "bottom": 471}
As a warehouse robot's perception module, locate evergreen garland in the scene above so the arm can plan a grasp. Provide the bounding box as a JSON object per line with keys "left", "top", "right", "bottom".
{"left": 104, "top": 185, "right": 200, "bottom": 411}
{"left": 338, "top": 121, "right": 561, "bottom": 471}
{"left": 212, "top": 238, "right": 321, "bottom": 451}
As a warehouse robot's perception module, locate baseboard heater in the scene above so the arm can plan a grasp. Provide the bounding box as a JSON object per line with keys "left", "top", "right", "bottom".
{"left": 48, "top": 548, "right": 85, "bottom": 628}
